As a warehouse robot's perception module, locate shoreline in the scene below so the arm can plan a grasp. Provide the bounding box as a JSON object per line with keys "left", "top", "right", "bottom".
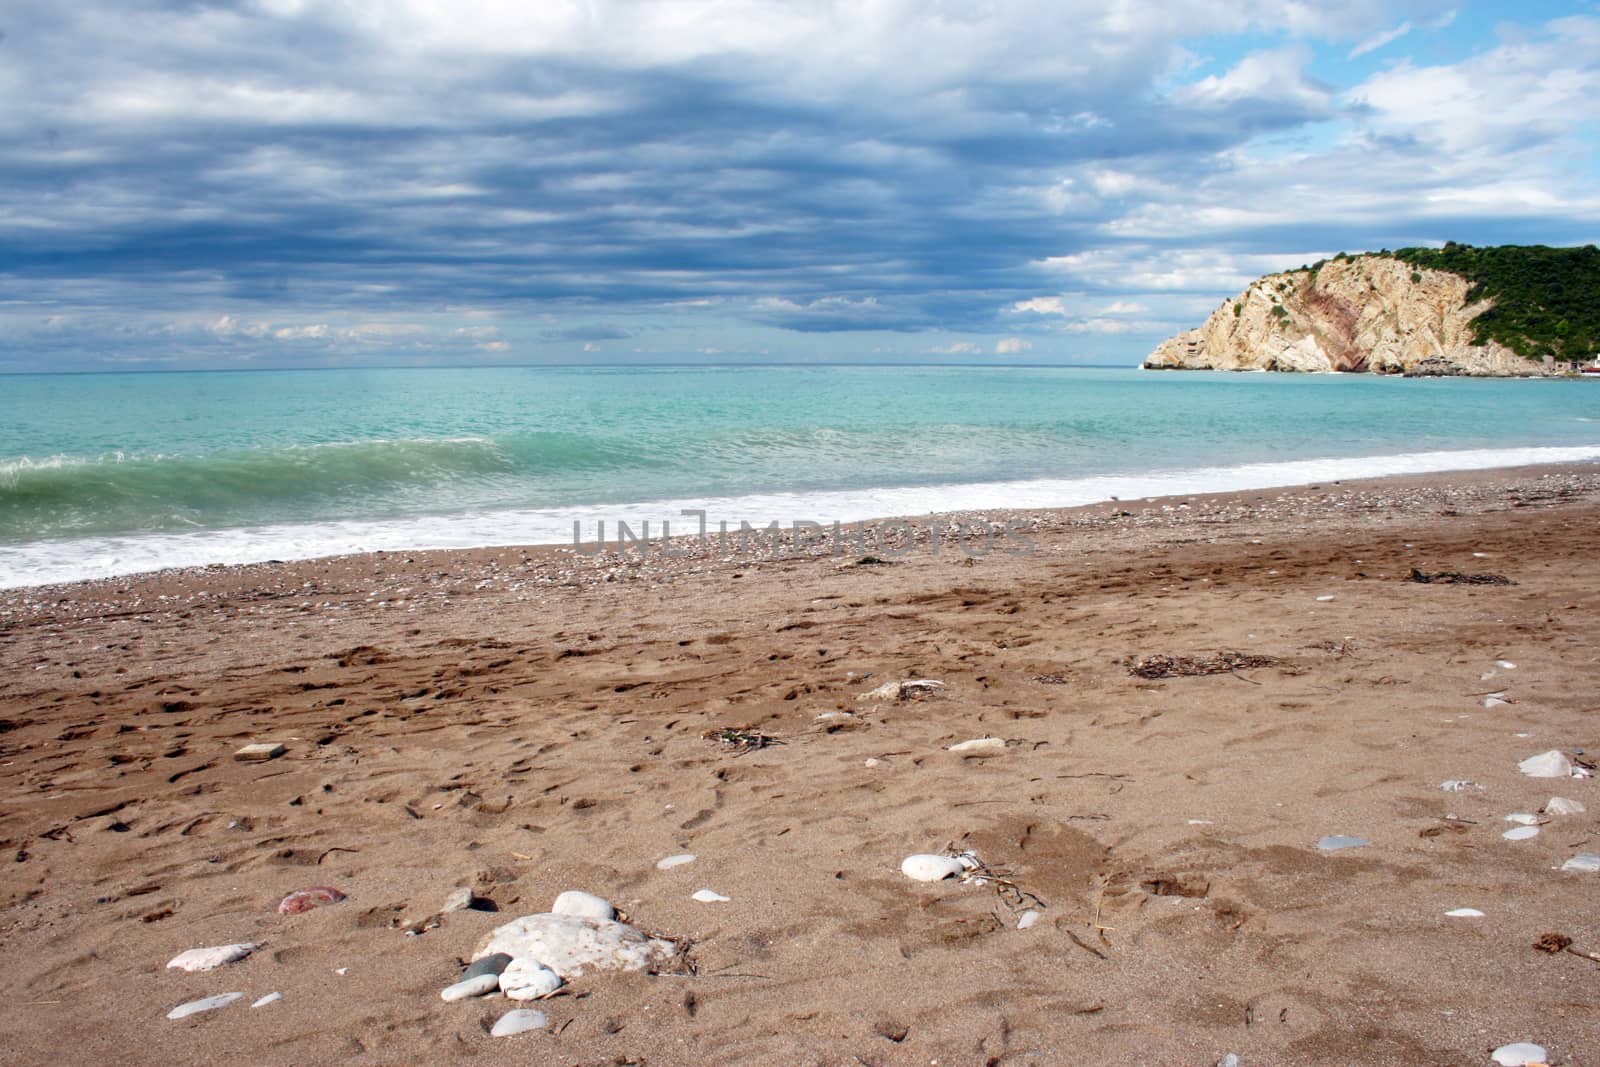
{"left": 6, "top": 447, "right": 1600, "bottom": 592}
{"left": 4, "top": 461, "right": 1600, "bottom": 1064}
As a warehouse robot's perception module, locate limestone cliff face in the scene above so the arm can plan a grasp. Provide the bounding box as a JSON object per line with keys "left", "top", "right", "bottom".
{"left": 1142, "top": 256, "right": 1548, "bottom": 376}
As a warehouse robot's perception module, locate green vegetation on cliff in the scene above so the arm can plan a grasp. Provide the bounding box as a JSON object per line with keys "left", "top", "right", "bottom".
{"left": 1386, "top": 243, "right": 1600, "bottom": 361}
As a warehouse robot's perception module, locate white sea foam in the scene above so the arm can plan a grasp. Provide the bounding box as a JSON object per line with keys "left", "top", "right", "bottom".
{"left": 4, "top": 443, "right": 1600, "bottom": 589}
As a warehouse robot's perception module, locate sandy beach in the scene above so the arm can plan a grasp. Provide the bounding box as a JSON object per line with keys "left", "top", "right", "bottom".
{"left": 3, "top": 463, "right": 1599, "bottom": 1066}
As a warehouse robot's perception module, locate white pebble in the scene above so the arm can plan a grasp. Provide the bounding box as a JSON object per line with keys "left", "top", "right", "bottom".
{"left": 947, "top": 737, "right": 1007, "bottom": 755}
{"left": 167, "top": 992, "right": 244, "bottom": 1020}
{"left": 1315, "top": 595, "right": 1336, "bottom": 602}
{"left": 1503, "top": 813, "right": 1541, "bottom": 826}
{"left": 499, "top": 958, "right": 563, "bottom": 1000}
{"left": 1496, "top": 660, "right": 1517, "bottom": 670}
{"left": 251, "top": 992, "right": 283, "bottom": 1008}
{"left": 166, "top": 943, "right": 256, "bottom": 972}
{"left": 1316, "top": 835, "right": 1369, "bottom": 852}
{"left": 1560, "top": 853, "right": 1600, "bottom": 873}
{"left": 901, "top": 854, "right": 966, "bottom": 881}
{"left": 1444, "top": 908, "right": 1484, "bottom": 918}
{"left": 691, "top": 888, "right": 731, "bottom": 903}
{"left": 1016, "top": 910, "right": 1041, "bottom": 930}
{"left": 655, "top": 853, "right": 696, "bottom": 870}
{"left": 1502, "top": 826, "right": 1540, "bottom": 841}
{"left": 491, "top": 1008, "right": 549, "bottom": 1037}
{"left": 1544, "top": 797, "right": 1585, "bottom": 816}
{"left": 1519, "top": 750, "right": 1574, "bottom": 778}
{"left": 864, "top": 757, "right": 881, "bottom": 767}
{"left": 551, "top": 890, "right": 615, "bottom": 921}
{"left": 1483, "top": 693, "right": 1511, "bottom": 708}
{"left": 441, "top": 974, "right": 501, "bottom": 1002}
{"left": 1491, "top": 1042, "right": 1547, "bottom": 1066}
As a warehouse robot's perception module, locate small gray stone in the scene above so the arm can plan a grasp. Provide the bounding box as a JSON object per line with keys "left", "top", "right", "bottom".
{"left": 491, "top": 1008, "right": 549, "bottom": 1037}
{"left": 441, "top": 887, "right": 476, "bottom": 913}
{"left": 463, "top": 953, "right": 513, "bottom": 980}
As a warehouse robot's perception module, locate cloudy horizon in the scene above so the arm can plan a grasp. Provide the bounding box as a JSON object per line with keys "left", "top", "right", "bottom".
{"left": 2, "top": 0, "right": 1598, "bottom": 371}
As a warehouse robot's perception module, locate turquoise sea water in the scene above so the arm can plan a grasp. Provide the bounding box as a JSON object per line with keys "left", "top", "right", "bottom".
{"left": 2, "top": 365, "right": 1598, "bottom": 587}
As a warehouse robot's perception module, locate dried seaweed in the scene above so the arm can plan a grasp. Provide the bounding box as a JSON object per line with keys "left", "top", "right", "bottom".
{"left": 702, "top": 726, "right": 785, "bottom": 753}
{"left": 1408, "top": 568, "right": 1516, "bottom": 586}
{"left": 1129, "top": 651, "right": 1277, "bottom": 679}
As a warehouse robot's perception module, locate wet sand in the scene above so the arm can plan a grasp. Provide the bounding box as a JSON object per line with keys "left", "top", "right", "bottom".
{"left": 3, "top": 464, "right": 1599, "bottom": 1066}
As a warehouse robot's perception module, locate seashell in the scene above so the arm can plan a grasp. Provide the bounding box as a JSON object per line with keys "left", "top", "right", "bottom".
{"left": 900, "top": 854, "right": 965, "bottom": 881}
{"left": 251, "top": 993, "right": 283, "bottom": 1008}
{"left": 1490, "top": 1042, "right": 1547, "bottom": 1066}
{"left": 691, "top": 888, "right": 730, "bottom": 903}
{"left": 278, "top": 885, "right": 347, "bottom": 915}
{"left": 655, "top": 853, "right": 696, "bottom": 870}
{"left": 1502, "top": 825, "right": 1539, "bottom": 841}
{"left": 499, "top": 957, "right": 563, "bottom": 1001}
{"left": 551, "top": 890, "right": 615, "bottom": 921}
{"left": 167, "top": 992, "right": 243, "bottom": 1020}
{"left": 1444, "top": 908, "right": 1484, "bottom": 918}
{"left": 167, "top": 943, "right": 256, "bottom": 972}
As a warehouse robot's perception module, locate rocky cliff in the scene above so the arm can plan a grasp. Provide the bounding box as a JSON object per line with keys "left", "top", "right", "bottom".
{"left": 1142, "top": 255, "right": 1552, "bottom": 376}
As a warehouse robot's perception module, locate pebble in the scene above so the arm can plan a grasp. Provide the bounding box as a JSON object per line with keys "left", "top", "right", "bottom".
{"left": 1483, "top": 693, "right": 1511, "bottom": 708}
{"left": 167, "top": 992, "right": 244, "bottom": 1020}
{"left": 500, "top": 958, "right": 563, "bottom": 1000}
{"left": 1560, "top": 853, "right": 1600, "bottom": 873}
{"left": 1496, "top": 660, "right": 1517, "bottom": 670}
{"left": 251, "top": 992, "right": 283, "bottom": 1008}
{"left": 440, "top": 887, "right": 480, "bottom": 913}
{"left": 1444, "top": 908, "right": 1485, "bottom": 918}
{"left": 233, "top": 742, "right": 286, "bottom": 761}
{"left": 901, "top": 854, "right": 966, "bottom": 881}
{"left": 491, "top": 1008, "right": 549, "bottom": 1037}
{"left": 475, "top": 913, "right": 675, "bottom": 979}
{"left": 655, "top": 853, "right": 696, "bottom": 870}
{"left": 691, "top": 888, "right": 731, "bottom": 903}
{"left": 1016, "top": 910, "right": 1041, "bottom": 930}
{"left": 167, "top": 943, "right": 256, "bottom": 972}
{"left": 1316, "top": 835, "right": 1369, "bottom": 852}
{"left": 1440, "top": 780, "right": 1482, "bottom": 792}
{"left": 463, "top": 953, "right": 513, "bottom": 980}
{"left": 947, "top": 737, "right": 1007, "bottom": 755}
{"left": 1503, "top": 813, "right": 1541, "bottom": 826}
{"left": 1543, "top": 797, "right": 1585, "bottom": 816}
{"left": 858, "top": 679, "right": 945, "bottom": 702}
{"left": 278, "top": 885, "right": 347, "bottom": 915}
{"left": 551, "top": 890, "right": 615, "bottom": 921}
{"left": 1502, "top": 826, "right": 1540, "bottom": 841}
{"left": 441, "top": 974, "right": 501, "bottom": 1002}
{"left": 1490, "top": 1042, "right": 1547, "bottom": 1066}
{"left": 1315, "top": 595, "right": 1335, "bottom": 602}
{"left": 1519, "top": 751, "right": 1574, "bottom": 778}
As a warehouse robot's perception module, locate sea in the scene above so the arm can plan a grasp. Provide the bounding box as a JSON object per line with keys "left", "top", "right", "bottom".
{"left": 2, "top": 364, "right": 1598, "bottom": 589}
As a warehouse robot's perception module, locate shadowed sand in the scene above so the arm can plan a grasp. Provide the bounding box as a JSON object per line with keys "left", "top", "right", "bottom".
{"left": 2, "top": 464, "right": 1599, "bottom": 1065}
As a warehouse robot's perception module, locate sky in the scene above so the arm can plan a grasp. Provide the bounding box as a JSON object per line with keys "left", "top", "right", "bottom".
{"left": 2, "top": 0, "right": 1598, "bottom": 371}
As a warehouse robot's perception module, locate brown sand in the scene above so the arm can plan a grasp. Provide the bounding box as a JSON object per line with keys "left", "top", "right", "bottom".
{"left": 3, "top": 464, "right": 1599, "bottom": 1066}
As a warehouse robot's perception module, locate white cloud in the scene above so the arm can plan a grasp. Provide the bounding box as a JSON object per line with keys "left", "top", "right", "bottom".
{"left": 1348, "top": 21, "right": 1411, "bottom": 59}
{"left": 928, "top": 341, "right": 983, "bottom": 355}
{"left": 996, "top": 337, "right": 1033, "bottom": 354}
{"left": 1100, "top": 300, "right": 1148, "bottom": 314}
{"left": 1008, "top": 296, "right": 1069, "bottom": 315}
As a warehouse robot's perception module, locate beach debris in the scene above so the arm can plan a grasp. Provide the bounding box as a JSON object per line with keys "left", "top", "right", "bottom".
{"left": 1017, "top": 910, "right": 1041, "bottom": 930}
{"left": 233, "top": 742, "right": 286, "bottom": 762}
{"left": 167, "top": 943, "right": 256, "bottom": 972}
{"left": 900, "top": 854, "right": 967, "bottom": 882}
{"left": 1217, "top": 1055, "right": 1241, "bottom": 1067}
{"left": 858, "top": 678, "right": 947, "bottom": 702}
{"left": 1542, "top": 797, "right": 1585, "bottom": 816}
{"left": 167, "top": 992, "right": 244, "bottom": 1020}
{"left": 1502, "top": 826, "right": 1540, "bottom": 841}
{"left": 335, "top": 967, "right": 349, "bottom": 976}
{"left": 1316, "top": 835, "right": 1369, "bottom": 852}
{"left": 1129, "top": 652, "right": 1276, "bottom": 679}
{"left": 1408, "top": 569, "right": 1516, "bottom": 586}
{"left": 1483, "top": 692, "right": 1513, "bottom": 708}
{"left": 1519, "top": 751, "right": 1577, "bottom": 779}
{"left": 1035, "top": 673, "right": 1070, "bottom": 684}
{"left": 491, "top": 1008, "right": 549, "bottom": 1037}
{"left": 500, "top": 957, "right": 564, "bottom": 1000}
{"left": 1441, "top": 780, "right": 1483, "bottom": 792}
{"left": 1444, "top": 908, "right": 1485, "bottom": 918}
{"left": 947, "top": 737, "right": 1008, "bottom": 756}
{"left": 656, "top": 853, "right": 696, "bottom": 871}
{"left": 278, "top": 885, "right": 347, "bottom": 915}
{"left": 250, "top": 992, "right": 283, "bottom": 1008}
{"left": 1534, "top": 933, "right": 1573, "bottom": 954}
{"left": 1560, "top": 853, "right": 1600, "bottom": 873}
{"left": 1490, "top": 1042, "right": 1548, "bottom": 1066}
{"left": 475, "top": 913, "right": 676, "bottom": 979}
{"left": 441, "top": 974, "right": 501, "bottom": 1002}
{"left": 552, "top": 890, "right": 615, "bottom": 922}
{"left": 1187, "top": 819, "right": 1215, "bottom": 826}
{"left": 691, "top": 888, "right": 731, "bottom": 903}
{"left": 703, "top": 725, "right": 784, "bottom": 752}
{"left": 1497, "top": 660, "right": 1518, "bottom": 670}
{"left": 1504, "top": 814, "right": 1542, "bottom": 826}
{"left": 1315, "top": 595, "right": 1336, "bottom": 602}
